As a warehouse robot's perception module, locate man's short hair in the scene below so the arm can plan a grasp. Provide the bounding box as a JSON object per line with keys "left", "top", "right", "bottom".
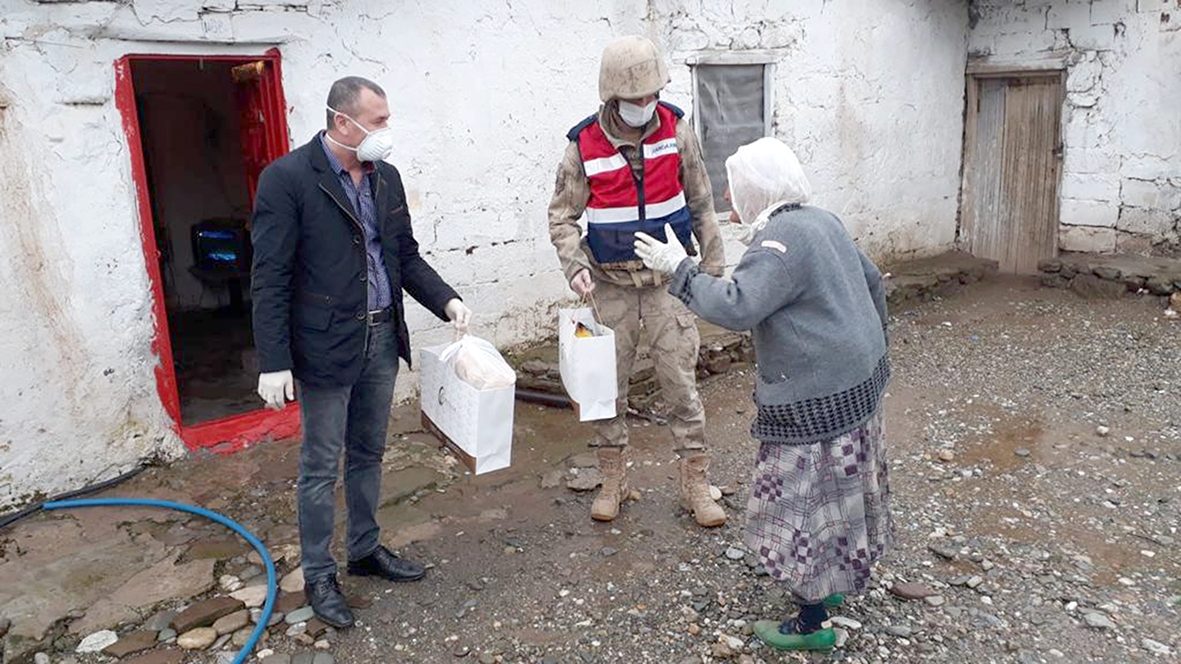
{"left": 326, "top": 76, "right": 386, "bottom": 129}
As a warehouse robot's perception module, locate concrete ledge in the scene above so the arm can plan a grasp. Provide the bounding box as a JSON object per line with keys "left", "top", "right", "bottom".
{"left": 1038, "top": 252, "right": 1181, "bottom": 296}
{"left": 883, "top": 251, "right": 1000, "bottom": 306}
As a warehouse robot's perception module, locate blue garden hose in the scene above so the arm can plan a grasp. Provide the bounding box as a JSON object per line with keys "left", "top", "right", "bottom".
{"left": 42, "top": 498, "right": 277, "bottom": 664}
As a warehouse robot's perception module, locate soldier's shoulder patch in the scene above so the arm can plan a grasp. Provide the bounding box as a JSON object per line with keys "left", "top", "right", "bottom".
{"left": 760, "top": 240, "right": 788, "bottom": 253}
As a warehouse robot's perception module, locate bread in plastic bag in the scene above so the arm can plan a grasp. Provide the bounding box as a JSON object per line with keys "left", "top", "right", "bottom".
{"left": 438, "top": 335, "right": 517, "bottom": 390}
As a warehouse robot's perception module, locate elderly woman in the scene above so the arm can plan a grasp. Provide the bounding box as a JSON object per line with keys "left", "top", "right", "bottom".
{"left": 634, "top": 137, "right": 892, "bottom": 651}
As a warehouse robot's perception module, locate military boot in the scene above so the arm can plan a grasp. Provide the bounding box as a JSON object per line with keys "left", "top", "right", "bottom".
{"left": 590, "top": 447, "right": 629, "bottom": 522}
{"left": 680, "top": 453, "right": 726, "bottom": 527}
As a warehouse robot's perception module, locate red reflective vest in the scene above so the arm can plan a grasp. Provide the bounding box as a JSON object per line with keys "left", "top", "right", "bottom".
{"left": 569, "top": 102, "right": 693, "bottom": 265}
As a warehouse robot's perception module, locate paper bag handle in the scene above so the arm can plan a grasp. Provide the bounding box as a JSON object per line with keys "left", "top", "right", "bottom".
{"left": 582, "top": 291, "right": 604, "bottom": 327}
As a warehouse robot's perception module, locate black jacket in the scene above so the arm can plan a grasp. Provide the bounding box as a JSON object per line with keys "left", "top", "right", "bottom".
{"left": 250, "top": 136, "right": 458, "bottom": 387}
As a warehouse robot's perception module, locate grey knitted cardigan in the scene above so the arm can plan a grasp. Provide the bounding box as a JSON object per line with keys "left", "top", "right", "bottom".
{"left": 669, "top": 204, "right": 889, "bottom": 444}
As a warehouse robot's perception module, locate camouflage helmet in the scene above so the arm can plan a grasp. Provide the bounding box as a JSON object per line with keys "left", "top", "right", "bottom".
{"left": 598, "top": 35, "right": 670, "bottom": 102}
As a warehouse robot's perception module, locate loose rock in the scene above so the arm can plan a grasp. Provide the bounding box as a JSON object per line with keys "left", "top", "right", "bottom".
{"left": 830, "top": 616, "right": 862, "bottom": 630}
{"left": 565, "top": 468, "right": 604, "bottom": 491}
{"left": 230, "top": 584, "right": 270, "bottom": 608}
{"left": 286, "top": 606, "right": 316, "bottom": 624}
{"left": 144, "top": 610, "right": 178, "bottom": 632}
{"left": 890, "top": 583, "right": 936, "bottom": 600}
{"left": 177, "top": 627, "right": 218, "bottom": 650}
{"left": 171, "top": 596, "right": 245, "bottom": 633}
{"left": 720, "top": 634, "right": 744, "bottom": 650}
{"left": 75, "top": 630, "right": 118, "bottom": 654}
{"left": 834, "top": 627, "right": 849, "bottom": 648}
{"left": 102, "top": 630, "right": 158, "bottom": 658}
{"left": 1141, "top": 638, "right": 1173, "bottom": 656}
{"left": 213, "top": 609, "right": 250, "bottom": 635}
{"left": 280, "top": 568, "right": 306, "bottom": 594}
{"left": 929, "top": 543, "right": 959, "bottom": 560}
{"left": 1082, "top": 612, "right": 1115, "bottom": 629}
{"left": 219, "top": 574, "right": 244, "bottom": 592}
{"left": 306, "top": 618, "right": 330, "bottom": 638}
{"left": 540, "top": 469, "right": 564, "bottom": 489}
{"left": 232, "top": 627, "right": 254, "bottom": 648}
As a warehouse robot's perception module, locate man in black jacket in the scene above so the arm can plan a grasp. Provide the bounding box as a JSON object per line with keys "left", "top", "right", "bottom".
{"left": 250, "top": 76, "right": 471, "bottom": 628}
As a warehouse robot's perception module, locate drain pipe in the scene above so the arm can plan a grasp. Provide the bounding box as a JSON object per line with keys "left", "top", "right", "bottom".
{"left": 42, "top": 498, "right": 277, "bottom": 664}
{"left": 515, "top": 388, "right": 573, "bottom": 409}
{"left": 514, "top": 389, "right": 667, "bottom": 425}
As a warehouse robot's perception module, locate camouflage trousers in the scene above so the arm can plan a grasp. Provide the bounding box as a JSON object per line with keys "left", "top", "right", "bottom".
{"left": 588, "top": 279, "right": 706, "bottom": 453}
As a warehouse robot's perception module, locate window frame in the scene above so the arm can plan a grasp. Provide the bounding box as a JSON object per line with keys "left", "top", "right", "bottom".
{"left": 687, "top": 50, "right": 778, "bottom": 216}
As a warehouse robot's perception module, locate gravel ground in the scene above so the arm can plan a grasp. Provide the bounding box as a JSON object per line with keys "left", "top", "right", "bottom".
{"left": 319, "top": 277, "right": 1179, "bottom": 663}
{"left": 13, "top": 277, "right": 1178, "bottom": 664}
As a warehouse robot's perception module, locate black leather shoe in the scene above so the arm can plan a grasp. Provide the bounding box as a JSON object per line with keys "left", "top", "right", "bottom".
{"left": 304, "top": 574, "right": 354, "bottom": 628}
{"left": 347, "top": 545, "right": 426, "bottom": 582}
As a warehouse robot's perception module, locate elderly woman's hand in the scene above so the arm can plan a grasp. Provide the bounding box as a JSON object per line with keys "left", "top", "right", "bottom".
{"left": 634, "top": 224, "right": 689, "bottom": 275}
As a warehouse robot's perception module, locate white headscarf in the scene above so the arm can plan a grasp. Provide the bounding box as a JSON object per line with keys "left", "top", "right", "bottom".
{"left": 725, "top": 137, "right": 812, "bottom": 244}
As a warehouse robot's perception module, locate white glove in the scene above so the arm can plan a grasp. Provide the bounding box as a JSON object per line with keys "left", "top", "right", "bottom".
{"left": 445, "top": 298, "right": 472, "bottom": 335}
{"left": 634, "top": 224, "right": 689, "bottom": 275}
{"left": 570, "top": 268, "right": 596, "bottom": 297}
{"left": 257, "top": 370, "right": 294, "bottom": 411}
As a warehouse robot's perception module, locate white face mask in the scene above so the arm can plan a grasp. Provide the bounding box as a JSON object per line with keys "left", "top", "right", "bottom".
{"left": 326, "top": 105, "right": 394, "bottom": 162}
{"left": 618, "top": 100, "right": 657, "bottom": 128}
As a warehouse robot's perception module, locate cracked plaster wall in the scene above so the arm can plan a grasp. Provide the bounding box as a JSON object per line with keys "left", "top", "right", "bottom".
{"left": 970, "top": 0, "right": 1181, "bottom": 254}
{"left": 650, "top": 0, "right": 971, "bottom": 266}
{"left": 0, "top": 0, "right": 969, "bottom": 508}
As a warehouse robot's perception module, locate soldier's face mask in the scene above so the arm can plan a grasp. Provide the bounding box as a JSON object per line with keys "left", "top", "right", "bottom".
{"left": 618, "top": 99, "right": 657, "bottom": 128}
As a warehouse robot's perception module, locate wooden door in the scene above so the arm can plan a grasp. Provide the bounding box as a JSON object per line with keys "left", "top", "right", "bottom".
{"left": 961, "top": 74, "right": 1064, "bottom": 273}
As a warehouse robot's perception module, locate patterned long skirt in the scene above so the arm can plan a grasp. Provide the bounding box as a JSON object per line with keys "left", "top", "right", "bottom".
{"left": 745, "top": 409, "right": 893, "bottom": 604}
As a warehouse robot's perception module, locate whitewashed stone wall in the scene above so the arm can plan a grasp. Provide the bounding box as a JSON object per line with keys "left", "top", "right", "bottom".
{"left": 970, "top": 0, "right": 1181, "bottom": 254}
{"left": 0, "top": 0, "right": 969, "bottom": 508}
{"left": 651, "top": 0, "right": 970, "bottom": 265}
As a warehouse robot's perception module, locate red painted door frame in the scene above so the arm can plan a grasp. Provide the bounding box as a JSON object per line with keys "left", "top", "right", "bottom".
{"left": 115, "top": 49, "right": 300, "bottom": 453}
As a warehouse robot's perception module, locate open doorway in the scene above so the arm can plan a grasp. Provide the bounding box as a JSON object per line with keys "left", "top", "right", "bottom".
{"left": 117, "top": 52, "right": 297, "bottom": 450}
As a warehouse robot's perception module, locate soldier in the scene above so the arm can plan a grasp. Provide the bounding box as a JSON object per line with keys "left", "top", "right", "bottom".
{"left": 548, "top": 36, "right": 726, "bottom": 527}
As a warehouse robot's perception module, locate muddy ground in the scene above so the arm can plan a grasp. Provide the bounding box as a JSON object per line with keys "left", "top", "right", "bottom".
{"left": 2, "top": 276, "right": 1178, "bottom": 664}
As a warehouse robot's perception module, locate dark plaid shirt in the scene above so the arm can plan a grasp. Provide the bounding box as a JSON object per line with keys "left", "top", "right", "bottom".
{"left": 320, "top": 132, "right": 392, "bottom": 311}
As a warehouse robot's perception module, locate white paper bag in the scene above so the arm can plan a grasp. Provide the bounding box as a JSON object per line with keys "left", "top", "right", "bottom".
{"left": 558, "top": 307, "right": 617, "bottom": 422}
{"left": 420, "top": 337, "right": 515, "bottom": 475}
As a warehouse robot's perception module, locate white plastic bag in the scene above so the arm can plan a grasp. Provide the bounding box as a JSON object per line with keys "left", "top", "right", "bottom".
{"left": 559, "top": 307, "right": 617, "bottom": 421}
{"left": 439, "top": 335, "right": 516, "bottom": 390}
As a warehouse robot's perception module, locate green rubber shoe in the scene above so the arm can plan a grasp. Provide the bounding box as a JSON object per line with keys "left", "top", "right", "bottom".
{"left": 753, "top": 620, "right": 837, "bottom": 651}
{"left": 823, "top": 593, "right": 845, "bottom": 608}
